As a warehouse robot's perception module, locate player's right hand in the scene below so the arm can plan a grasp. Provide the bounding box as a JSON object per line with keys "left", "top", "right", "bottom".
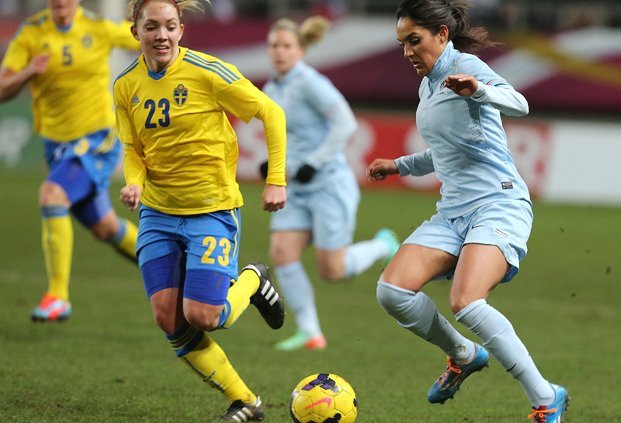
{"left": 28, "top": 54, "right": 50, "bottom": 76}
{"left": 367, "top": 158, "right": 399, "bottom": 181}
{"left": 120, "top": 184, "right": 142, "bottom": 211}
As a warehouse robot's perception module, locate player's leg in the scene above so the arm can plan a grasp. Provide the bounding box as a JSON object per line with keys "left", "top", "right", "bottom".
{"left": 376, "top": 214, "right": 488, "bottom": 403}
{"left": 268, "top": 194, "right": 322, "bottom": 350}
{"left": 452, "top": 201, "right": 566, "bottom": 418}
{"left": 314, "top": 175, "right": 399, "bottom": 281}
{"left": 178, "top": 209, "right": 266, "bottom": 420}
{"left": 34, "top": 178, "right": 73, "bottom": 321}
{"left": 270, "top": 230, "right": 323, "bottom": 350}
{"left": 72, "top": 190, "right": 138, "bottom": 263}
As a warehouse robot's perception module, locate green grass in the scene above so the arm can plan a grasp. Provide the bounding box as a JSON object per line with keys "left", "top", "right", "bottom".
{"left": 0, "top": 167, "right": 619, "bottom": 422}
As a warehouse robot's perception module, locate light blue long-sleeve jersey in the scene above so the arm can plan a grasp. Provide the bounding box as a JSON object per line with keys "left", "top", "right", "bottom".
{"left": 263, "top": 61, "right": 357, "bottom": 192}
{"left": 396, "top": 42, "right": 531, "bottom": 218}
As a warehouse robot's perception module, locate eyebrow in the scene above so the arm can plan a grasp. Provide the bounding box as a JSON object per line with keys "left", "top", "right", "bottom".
{"left": 397, "top": 32, "right": 419, "bottom": 42}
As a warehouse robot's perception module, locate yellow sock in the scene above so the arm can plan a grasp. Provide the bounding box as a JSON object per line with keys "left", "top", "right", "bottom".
{"left": 222, "top": 268, "right": 260, "bottom": 328}
{"left": 41, "top": 206, "right": 73, "bottom": 301}
{"left": 168, "top": 326, "right": 256, "bottom": 403}
{"left": 108, "top": 217, "right": 138, "bottom": 261}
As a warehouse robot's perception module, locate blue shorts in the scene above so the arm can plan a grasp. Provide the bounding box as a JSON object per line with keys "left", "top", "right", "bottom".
{"left": 44, "top": 128, "right": 120, "bottom": 227}
{"left": 404, "top": 199, "right": 533, "bottom": 282}
{"left": 137, "top": 205, "right": 241, "bottom": 303}
{"left": 270, "top": 171, "right": 360, "bottom": 250}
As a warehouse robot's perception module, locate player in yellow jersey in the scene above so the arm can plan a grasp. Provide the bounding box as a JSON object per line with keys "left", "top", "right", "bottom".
{"left": 0, "top": 0, "right": 141, "bottom": 322}
{"left": 115, "top": 0, "right": 287, "bottom": 420}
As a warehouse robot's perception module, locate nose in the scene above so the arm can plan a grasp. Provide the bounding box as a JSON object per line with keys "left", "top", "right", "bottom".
{"left": 155, "top": 27, "right": 167, "bottom": 40}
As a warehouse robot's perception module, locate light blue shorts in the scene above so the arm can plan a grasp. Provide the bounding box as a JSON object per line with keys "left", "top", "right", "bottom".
{"left": 137, "top": 205, "right": 241, "bottom": 281}
{"left": 270, "top": 172, "right": 360, "bottom": 250}
{"left": 404, "top": 199, "right": 533, "bottom": 282}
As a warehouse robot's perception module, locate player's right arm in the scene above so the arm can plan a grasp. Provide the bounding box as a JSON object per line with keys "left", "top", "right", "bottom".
{"left": 0, "top": 56, "right": 48, "bottom": 101}
{"left": 0, "top": 25, "right": 50, "bottom": 102}
{"left": 114, "top": 80, "right": 146, "bottom": 211}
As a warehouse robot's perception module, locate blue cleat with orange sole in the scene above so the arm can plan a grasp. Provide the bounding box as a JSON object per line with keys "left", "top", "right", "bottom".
{"left": 528, "top": 384, "right": 569, "bottom": 422}
{"left": 428, "top": 343, "right": 490, "bottom": 404}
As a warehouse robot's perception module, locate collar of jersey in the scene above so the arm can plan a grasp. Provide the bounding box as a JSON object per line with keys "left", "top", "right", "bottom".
{"left": 142, "top": 47, "right": 187, "bottom": 80}
{"left": 273, "top": 60, "right": 306, "bottom": 85}
{"left": 427, "top": 41, "right": 457, "bottom": 83}
{"left": 51, "top": 6, "right": 83, "bottom": 32}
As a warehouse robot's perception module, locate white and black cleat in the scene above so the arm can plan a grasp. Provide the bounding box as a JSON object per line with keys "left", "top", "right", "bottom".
{"left": 243, "top": 263, "right": 285, "bottom": 330}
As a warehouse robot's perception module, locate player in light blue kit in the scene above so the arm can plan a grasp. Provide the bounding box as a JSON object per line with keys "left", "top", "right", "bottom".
{"left": 368, "top": 1, "right": 568, "bottom": 422}
{"left": 262, "top": 16, "right": 400, "bottom": 351}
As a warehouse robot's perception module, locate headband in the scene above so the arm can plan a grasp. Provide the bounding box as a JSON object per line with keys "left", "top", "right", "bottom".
{"left": 132, "top": 0, "right": 181, "bottom": 23}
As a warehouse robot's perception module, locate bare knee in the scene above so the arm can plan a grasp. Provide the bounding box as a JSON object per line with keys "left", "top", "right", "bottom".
{"left": 89, "top": 212, "right": 120, "bottom": 241}
{"left": 316, "top": 249, "right": 346, "bottom": 282}
{"left": 184, "top": 306, "right": 221, "bottom": 332}
{"left": 152, "top": 304, "right": 179, "bottom": 334}
{"left": 39, "top": 181, "right": 69, "bottom": 207}
{"left": 317, "top": 260, "right": 344, "bottom": 282}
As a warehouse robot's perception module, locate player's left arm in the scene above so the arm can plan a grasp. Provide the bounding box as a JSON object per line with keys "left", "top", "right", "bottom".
{"left": 213, "top": 63, "right": 287, "bottom": 212}
{"left": 444, "top": 57, "right": 528, "bottom": 117}
{"left": 302, "top": 76, "right": 357, "bottom": 172}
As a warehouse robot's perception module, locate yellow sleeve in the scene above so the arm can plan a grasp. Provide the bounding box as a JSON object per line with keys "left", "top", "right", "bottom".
{"left": 1, "top": 27, "right": 32, "bottom": 72}
{"left": 123, "top": 145, "right": 147, "bottom": 187}
{"left": 114, "top": 83, "right": 146, "bottom": 186}
{"left": 255, "top": 97, "right": 287, "bottom": 187}
{"left": 104, "top": 20, "right": 140, "bottom": 51}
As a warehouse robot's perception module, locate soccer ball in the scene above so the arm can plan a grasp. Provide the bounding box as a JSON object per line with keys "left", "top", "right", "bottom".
{"left": 289, "top": 373, "right": 358, "bottom": 423}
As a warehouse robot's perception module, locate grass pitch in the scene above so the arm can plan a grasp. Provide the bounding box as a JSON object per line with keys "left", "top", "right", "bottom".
{"left": 0, "top": 167, "right": 619, "bottom": 422}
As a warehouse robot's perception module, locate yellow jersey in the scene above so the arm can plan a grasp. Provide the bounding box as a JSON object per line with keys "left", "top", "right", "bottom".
{"left": 1, "top": 7, "right": 139, "bottom": 141}
{"left": 114, "top": 47, "right": 286, "bottom": 215}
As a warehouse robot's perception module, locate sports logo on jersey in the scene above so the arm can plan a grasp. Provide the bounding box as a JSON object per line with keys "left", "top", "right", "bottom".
{"left": 82, "top": 34, "right": 93, "bottom": 48}
{"left": 131, "top": 95, "right": 140, "bottom": 105}
{"left": 173, "top": 84, "right": 188, "bottom": 106}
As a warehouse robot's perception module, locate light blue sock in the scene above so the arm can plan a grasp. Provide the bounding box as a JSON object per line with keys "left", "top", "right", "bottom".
{"left": 344, "top": 239, "right": 390, "bottom": 278}
{"left": 456, "top": 299, "right": 555, "bottom": 406}
{"left": 274, "top": 262, "right": 322, "bottom": 337}
{"left": 377, "top": 281, "right": 474, "bottom": 362}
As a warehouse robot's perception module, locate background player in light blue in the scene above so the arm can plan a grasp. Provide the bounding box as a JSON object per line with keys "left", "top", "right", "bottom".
{"left": 367, "top": 1, "right": 568, "bottom": 422}
{"left": 262, "top": 16, "right": 400, "bottom": 351}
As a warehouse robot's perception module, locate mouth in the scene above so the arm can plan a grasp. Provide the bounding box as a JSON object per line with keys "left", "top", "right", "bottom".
{"left": 153, "top": 45, "right": 170, "bottom": 55}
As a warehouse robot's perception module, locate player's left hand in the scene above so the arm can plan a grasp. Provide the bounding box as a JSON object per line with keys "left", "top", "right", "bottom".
{"left": 262, "top": 184, "right": 286, "bottom": 212}
{"left": 120, "top": 184, "right": 142, "bottom": 211}
{"left": 294, "top": 164, "right": 317, "bottom": 183}
{"left": 444, "top": 74, "right": 479, "bottom": 97}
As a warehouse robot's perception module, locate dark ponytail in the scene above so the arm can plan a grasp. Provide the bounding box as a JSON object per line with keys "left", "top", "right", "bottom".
{"left": 396, "top": 0, "right": 495, "bottom": 53}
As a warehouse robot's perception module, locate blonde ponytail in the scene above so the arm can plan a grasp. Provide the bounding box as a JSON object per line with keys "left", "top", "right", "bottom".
{"left": 270, "top": 15, "right": 331, "bottom": 49}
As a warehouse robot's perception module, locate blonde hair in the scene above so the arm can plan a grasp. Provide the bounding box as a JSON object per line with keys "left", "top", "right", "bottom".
{"left": 128, "top": 0, "right": 208, "bottom": 23}
{"left": 270, "top": 16, "right": 330, "bottom": 49}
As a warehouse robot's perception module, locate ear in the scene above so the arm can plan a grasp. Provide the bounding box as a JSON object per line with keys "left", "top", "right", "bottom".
{"left": 131, "top": 24, "right": 139, "bottom": 41}
{"left": 179, "top": 23, "right": 184, "bottom": 41}
{"left": 438, "top": 25, "right": 449, "bottom": 42}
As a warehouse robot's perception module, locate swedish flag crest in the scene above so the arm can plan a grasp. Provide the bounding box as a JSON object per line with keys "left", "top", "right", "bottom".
{"left": 173, "top": 84, "right": 188, "bottom": 106}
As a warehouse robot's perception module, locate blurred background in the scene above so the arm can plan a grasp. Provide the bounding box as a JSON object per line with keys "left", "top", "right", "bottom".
{"left": 1, "top": 0, "right": 620, "bottom": 205}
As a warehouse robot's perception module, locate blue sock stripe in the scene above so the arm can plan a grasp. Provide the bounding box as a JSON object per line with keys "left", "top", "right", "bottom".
{"left": 109, "top": 218, "right": 127, "bottom": 245}
{"left": 168, "top": 326, "right": 198, "bottom": 348}
{"left": 41, "top": 205, "right": 69, "bottom": 218}
{"left": 217, "top": 300, "right": 232, "bottom": 328}
{"left": 167, "top": 326, "right": 204, "bottom": 356}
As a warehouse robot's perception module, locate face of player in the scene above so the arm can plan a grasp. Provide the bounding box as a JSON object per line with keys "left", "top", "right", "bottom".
{"left": 396, "top": 17, "right": 448, "bottom": 77}
{"left": 47, "top": 0, "right": 80, "bottom": 27}
{"left": 132, "top": 0, "right": 184, "bottom": 73}
{"left": 267, "top": 29, "right": 304, "bottom": 78}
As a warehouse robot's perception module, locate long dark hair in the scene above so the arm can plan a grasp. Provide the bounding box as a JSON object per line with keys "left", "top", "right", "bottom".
{"left": 396, "top": 0, "right": 494, "bottom": 53}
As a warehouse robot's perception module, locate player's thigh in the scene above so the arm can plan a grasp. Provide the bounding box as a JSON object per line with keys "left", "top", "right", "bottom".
{"left": 314, "top": 246, "right": 347, "bottom": 282}
{"left": 183, "top": 209, "right": 240, "bottom": 302}
{"left": 450, "top": 244, "right": 508, "bottom": 313}
{"left": 270, "top": 230, "right": 311, "bottom": 265}
{"left": 149, "top": 287, "right": 185, "bottom": 334}
{"left": 382, "top": 244, "right": 457, "bottom": 291}
{"left": 384, "top": 214, "right": 462, "bottom": 290}
{"left": 309, "top": 180, "right": 359, "bottom": 251}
